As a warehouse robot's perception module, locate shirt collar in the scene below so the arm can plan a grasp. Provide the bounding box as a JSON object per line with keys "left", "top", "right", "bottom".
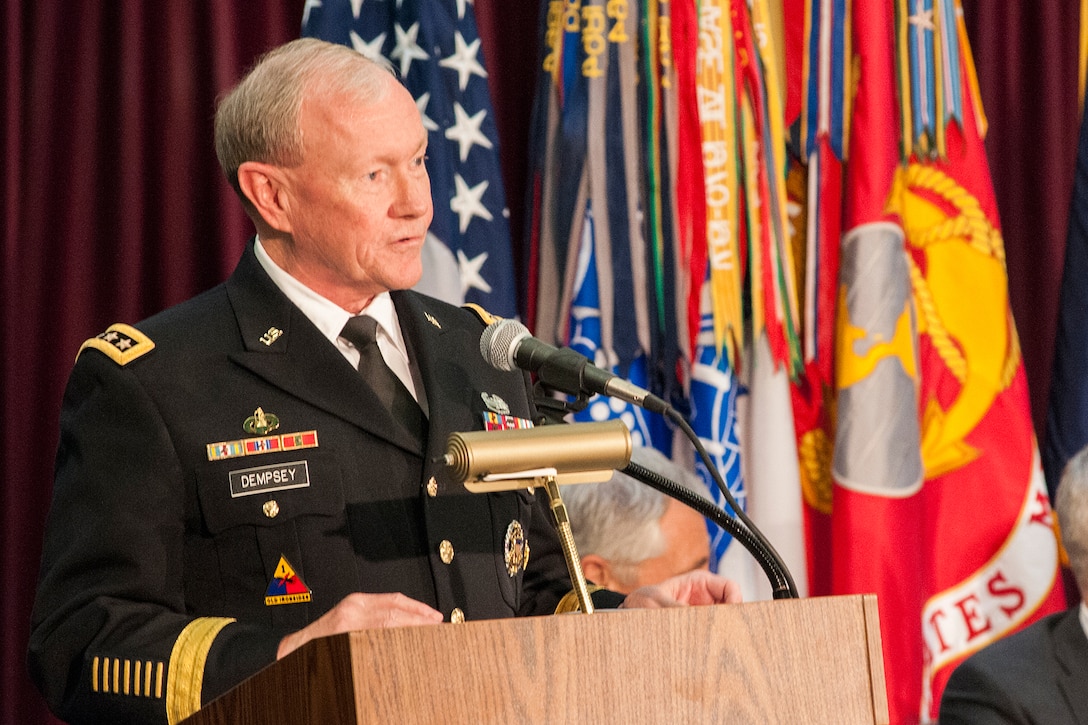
{"left": 253, "top": 237, "right": 403, "bottom": 351}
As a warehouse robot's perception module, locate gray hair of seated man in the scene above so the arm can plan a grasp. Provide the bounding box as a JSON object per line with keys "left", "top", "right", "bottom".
{"left": 561, "top": 445, "right": 709, "bottom": 583}
{"left": 1057, "top": 445, "right": 1088, "bottom": 599}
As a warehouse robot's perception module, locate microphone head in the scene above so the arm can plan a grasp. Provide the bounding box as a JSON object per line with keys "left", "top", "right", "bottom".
{"left": 479, "top": 318, "right": 530, "bottom": 372}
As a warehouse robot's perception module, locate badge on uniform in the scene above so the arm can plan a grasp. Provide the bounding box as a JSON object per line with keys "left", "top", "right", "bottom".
{"left": 265, "top": 555, "right": 312, "bottom": 606}
{"left": 206, "top": 407, "right": 319, "bottom": 461}
{"left": 481, "top": 392, "right": 533, "bottom": 431}
{"left": 504, "top": 520, "right": 530, "bottom": 576}
{"left": 243, "top": 407, "right": 279, "bottom": 435}
{"left": 481, "top": 392, "right": 510, "bottom": 415}
{"left": 259, "top": 327, "right": 283, "bottom": 346}
{"left": 483, "top": 411, "right": 534, "bottom": 431}
{"left": 78, "top": 323, "right": 155, "bottom": 366}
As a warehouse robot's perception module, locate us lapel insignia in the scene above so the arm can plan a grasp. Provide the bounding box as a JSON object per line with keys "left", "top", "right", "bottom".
{"left": 243, "top": 407, "right": 280, "bottom": 435}
{"left": 259, "top": 327, "right": 283, "bottom": 346}
{"left": 425, "top": 312, "right": 442, "bottom": 329}
{"left": 265, "top": 555, "right": 312, "bottom": 606}
{"left": 504, "top": 520, "right": 529, "bottom": 576}
{"left": 481, "top": 392, "right": 510, "bottom": 415}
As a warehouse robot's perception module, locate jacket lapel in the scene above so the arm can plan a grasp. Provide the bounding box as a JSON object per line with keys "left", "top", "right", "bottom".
{"left": 224, "top": 244, "right": 423, "bottom": 456}
{"left": 393, "top": 292, "right": 485, "bottom": 465}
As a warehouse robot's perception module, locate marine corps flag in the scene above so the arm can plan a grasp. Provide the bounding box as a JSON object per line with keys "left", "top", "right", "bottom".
{"left": 302, "top": 0, "right": 518, "bottom": 318}
{"left": 829, "top": 1, "right": 1066, "bottom": 721}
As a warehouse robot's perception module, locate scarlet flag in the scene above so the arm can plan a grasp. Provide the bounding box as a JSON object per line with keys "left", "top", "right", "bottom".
{"left": 831, "top": 2, "right": 1066, "bottom": 721}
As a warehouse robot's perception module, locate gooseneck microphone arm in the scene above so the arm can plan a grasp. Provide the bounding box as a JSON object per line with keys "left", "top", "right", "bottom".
{"left": 662, "top": 406, "right": 798, "bottom": 599}
{"left": 621, "top": 458, "right": 797, "bottom": 600}
{"left": 477, "top": 316, "right": 798, "bottom": 599}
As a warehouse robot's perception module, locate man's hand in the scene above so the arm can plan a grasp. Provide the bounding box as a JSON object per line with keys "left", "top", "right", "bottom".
{"left": 618, "top": 570, "right": 742, "bottom": 609}
{"left": 277, "top": 592, "right": 443, "bottom": 659}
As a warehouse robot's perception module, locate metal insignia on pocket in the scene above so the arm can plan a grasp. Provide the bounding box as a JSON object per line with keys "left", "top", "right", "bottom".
{"left": 504, "top": 520, "right": 529, "bottom": 576}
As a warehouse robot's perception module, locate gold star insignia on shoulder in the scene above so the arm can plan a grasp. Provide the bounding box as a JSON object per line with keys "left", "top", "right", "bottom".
{"left": 78, "top": 324, "right": 154, "bottom": 366}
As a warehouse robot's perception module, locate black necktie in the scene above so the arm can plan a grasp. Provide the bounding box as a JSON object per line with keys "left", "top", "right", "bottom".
{"left": 340, "top": 315, "right": 425, "bottom": 439}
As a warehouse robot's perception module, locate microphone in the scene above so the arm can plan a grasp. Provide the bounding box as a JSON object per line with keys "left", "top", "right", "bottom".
{"left": 479, "top": 318, "right": 670, "bottom": 414}
{"left": 445, "top": 419, "right": 632, "bottom": 492}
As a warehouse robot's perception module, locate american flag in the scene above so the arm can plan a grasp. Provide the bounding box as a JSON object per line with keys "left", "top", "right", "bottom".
{"left": 302, "top": 0, "right": 518, "bottom": 318}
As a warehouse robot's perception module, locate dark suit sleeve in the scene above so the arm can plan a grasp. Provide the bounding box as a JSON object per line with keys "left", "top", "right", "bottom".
{"left": 939, "top": 656, "right": 1030, "bottom": 725}
{"left": 27, "top": 351, "right": 279, "bottom": 724}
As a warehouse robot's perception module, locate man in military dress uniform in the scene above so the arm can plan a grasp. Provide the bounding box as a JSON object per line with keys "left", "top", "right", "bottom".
{"left": 28, "top": 38, "right": 740, "bottom": 724}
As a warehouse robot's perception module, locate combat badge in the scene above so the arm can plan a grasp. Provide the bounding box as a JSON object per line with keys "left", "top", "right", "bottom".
{"left": 265, "top": 555, "right": 312, "bottom": 606}
{"left": 481, "top": 392, "right": 510, "bottom": 415}
{"left": 504, "top": 520, "right": 530, "bottom": 576}
{"left": 243, "top": 407, "right": 280, "bottom": 435}
{"left": 78, "top": 323, "right": 154, "bottom": 366}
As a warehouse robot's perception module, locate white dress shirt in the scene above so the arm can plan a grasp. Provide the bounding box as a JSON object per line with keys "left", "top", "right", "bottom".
{"left": 254, "top": 239, "right": 428, "bottom": 415}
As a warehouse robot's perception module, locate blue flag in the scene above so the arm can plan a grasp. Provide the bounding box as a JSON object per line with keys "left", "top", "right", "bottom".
{"left": 302, "top": 0, "right": 518, "bottom": 318}
{"left": 688, "top": 275, "right": 747, "bottom": 573}
{"left": 1044, "top": 92, "right": 1088, "bottom": 496}
{"left": 568, "top": 203, "right": 663, "bottom": 449}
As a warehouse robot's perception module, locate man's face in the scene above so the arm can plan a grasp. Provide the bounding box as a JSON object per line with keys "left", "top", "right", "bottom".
{"left": 278, "top": 78, "right": 433, "bottom": 310}
{"left": 625, "top": 498, "right": 711, "bottom": 592}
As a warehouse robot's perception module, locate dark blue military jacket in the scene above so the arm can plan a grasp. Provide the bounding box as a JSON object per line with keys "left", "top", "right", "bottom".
{"left": 29, "top": 244, "right": 615, "bottom": 724}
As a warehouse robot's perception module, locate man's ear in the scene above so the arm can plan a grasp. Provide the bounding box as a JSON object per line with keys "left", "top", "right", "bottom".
{"left": 237, "top": 161, "right": 292, "bottom": 232}
{"left": 580, "top": 554, "right": 615, "bottom": 590}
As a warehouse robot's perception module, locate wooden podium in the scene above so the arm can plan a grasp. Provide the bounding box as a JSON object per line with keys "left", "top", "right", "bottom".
{"left": 183, "top": 594, "right": 888, "bottom": 724}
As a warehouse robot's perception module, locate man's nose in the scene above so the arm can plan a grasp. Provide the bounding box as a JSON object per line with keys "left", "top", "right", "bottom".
{"left": 394, "top": 171, "right": 432, "bottom": 218}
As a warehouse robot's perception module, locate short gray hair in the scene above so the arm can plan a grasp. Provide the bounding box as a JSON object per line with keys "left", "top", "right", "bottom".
{"left": 214, "top": 37, "right": 396, "bottom": 197}
{"left": 563, "top": 446, "right": 709, "bottom": 586}
{"left": 1057, "top": 445, "right": 1088, "bottom": 596}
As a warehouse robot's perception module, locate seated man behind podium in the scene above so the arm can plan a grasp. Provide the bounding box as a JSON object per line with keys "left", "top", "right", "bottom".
{"left": 939, "top": 443, "right": 1088, "bottom": 723}
{"left": 27, "top": 38, "right": 740, "bottom": 725}
{"left": 563, "top": 446, "right": 712, "bottom": 594}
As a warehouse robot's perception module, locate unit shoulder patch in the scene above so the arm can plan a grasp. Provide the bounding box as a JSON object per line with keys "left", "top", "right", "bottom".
{"left": 461, "top": 303, "right": 501, "bottom": 327}
{"left": 78, "top": 323, "right": 155, "bottom": 366}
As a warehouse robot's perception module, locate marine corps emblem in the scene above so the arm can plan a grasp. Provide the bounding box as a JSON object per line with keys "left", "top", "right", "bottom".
{"left": 504, "top": 520, "right": 529, "bottom": 576}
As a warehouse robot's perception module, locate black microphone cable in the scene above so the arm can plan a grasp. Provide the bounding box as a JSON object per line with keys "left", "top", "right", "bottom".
{"left": 478, "top": 316, "right": 799, "bottom": 599}
{"left": 621, "top": 456, "right": 798, "bottom": 600}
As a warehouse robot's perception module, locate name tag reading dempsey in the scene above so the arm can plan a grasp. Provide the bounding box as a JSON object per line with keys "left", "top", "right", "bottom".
{"left": 229, "top": 461, "right": 310, "bottom": 498}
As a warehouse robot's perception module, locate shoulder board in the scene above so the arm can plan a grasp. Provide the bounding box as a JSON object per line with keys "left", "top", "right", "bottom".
{"left": 461, "top": 303, "right": 502, "bottom": 327}
{"left": 77, "top": 323, "right": 155, "bottom": 366}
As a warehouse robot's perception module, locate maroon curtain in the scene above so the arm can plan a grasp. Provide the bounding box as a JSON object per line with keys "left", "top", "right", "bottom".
{"left": 2, "top": 3, "right": 306, "bottom": 722}
{"left": 1, "top": 2, "right": 1077, "bottom": 722}
{"left": 963, "top": 1, "right": 1081, "bottom": 440}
